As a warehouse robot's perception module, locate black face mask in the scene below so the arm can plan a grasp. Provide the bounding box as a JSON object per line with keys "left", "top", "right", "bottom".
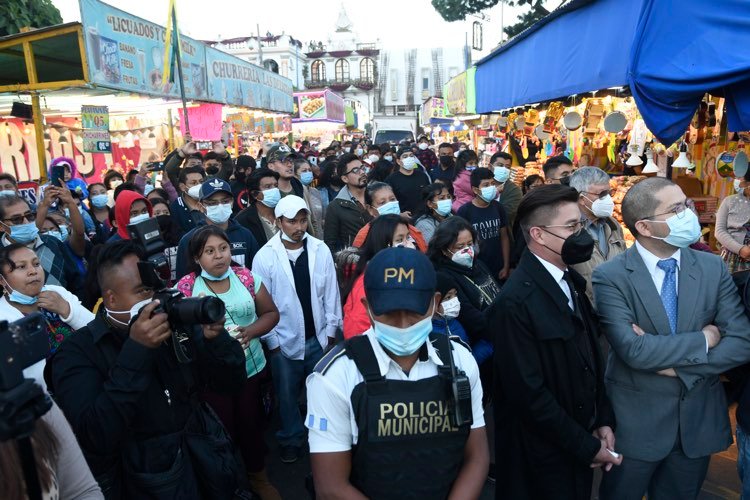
{"left": 439, "top": 156, "right": 455, "bottom": 169}
{"left": 541, "top": 228, "right": 595, "bottom": 265}
{"left": 234, "top": 170, "right": 246, "bottom": 183}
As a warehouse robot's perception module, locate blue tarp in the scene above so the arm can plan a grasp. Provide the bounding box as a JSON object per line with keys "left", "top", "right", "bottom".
{"left": 629, "top": 0, "right": 750, "bottom": 145}
{"left": 475, "top": 0, "right": 645, "bottom": 114}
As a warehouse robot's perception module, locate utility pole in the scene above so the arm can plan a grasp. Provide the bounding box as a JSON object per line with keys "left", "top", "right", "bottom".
{"left": 257, "top": 24, "right": 264, "bottom": 67}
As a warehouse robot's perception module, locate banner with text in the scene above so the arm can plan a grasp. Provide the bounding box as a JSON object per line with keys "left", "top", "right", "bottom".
{"left": 205, "top": 47, "right": 293, "bottom": 114}
{"left": 81, "top": 105, "right": 111, "bottom": 153}
{"left": 80, "top": 0, "right": 208, "bottom": 100}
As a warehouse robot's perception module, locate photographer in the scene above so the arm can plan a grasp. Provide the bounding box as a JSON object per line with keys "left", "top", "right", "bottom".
{"left": 46, "top": 240, "right": 247, "bottom": 499}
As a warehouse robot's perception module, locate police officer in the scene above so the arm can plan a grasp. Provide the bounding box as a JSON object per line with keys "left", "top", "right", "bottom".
{"left": 305, "top": 247, "right": 489, "bottom": 499}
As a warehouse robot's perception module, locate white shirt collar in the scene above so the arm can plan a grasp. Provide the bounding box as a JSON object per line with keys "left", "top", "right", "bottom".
{"left": 635, "top": 240, "right": 681, "bottom": 274}
{"left": 364, "top": 329, "right": 444, "bottom": 376}
{"left": 1, "top": 233, "right": 42, "bottom": 249}
{"left": 531, "top": 251, "right": 567, "bottom": 283}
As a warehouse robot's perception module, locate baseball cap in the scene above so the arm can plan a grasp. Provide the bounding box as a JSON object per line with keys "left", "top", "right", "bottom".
{"left": 267, "top": 143, "right": 293, "bottom": 163}
{"left": 199, "top": 177, "right": 232, "bottom": 201}
{"left": 364, "top": 247, "right": 437, "bottom": 316}
{"left": 274, "top": 195, "right": 309, "bottom": 219}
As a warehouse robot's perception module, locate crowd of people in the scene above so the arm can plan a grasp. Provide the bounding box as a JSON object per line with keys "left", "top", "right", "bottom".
{"left": 2, "top": 134, "right": 750, "bottom": 500}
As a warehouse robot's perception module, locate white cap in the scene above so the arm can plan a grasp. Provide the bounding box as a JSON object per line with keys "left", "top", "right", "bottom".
{"left": 274, "top": 195, "right": 309, "bottom": 219}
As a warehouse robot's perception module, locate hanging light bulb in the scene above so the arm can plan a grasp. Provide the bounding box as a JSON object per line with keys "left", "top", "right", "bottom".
{"left": 625, "top": 143, "right": 642, "bottom": 166}
{"left": 58, "top": 127, "right": 69, "bottom": 144}
{"left": 453, "top": 118, "right": 461, "bottom": 127}
{"left": 642, "top": 147, "right": 658, "bottom": 174}
{"left": 449, "top": 125, "right": 456, "bottom": 132}
{"left": 672, "top": 141, "right": 691, "bottom": 168}
{"left": 43, "top": 130, "right": 51, "bottom": 141}
{"left": 462, "top": 124, "right": 469, "bottom": 131}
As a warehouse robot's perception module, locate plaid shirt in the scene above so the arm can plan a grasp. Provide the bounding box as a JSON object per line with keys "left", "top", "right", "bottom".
{"left": 2, "top": 234, "right": 81, "bottom": 291}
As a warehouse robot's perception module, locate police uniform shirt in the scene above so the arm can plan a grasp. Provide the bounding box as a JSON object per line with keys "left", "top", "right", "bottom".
{"left": 305, "top": 330, "right": 485, "bottom": 453}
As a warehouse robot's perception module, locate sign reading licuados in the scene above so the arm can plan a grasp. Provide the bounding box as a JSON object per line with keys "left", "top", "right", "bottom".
{"left": 79, "top": 0, "right": 293, "bottom": 113}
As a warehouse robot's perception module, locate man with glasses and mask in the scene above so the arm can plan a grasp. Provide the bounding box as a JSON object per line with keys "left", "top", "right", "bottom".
{"left": 324, "top": 153, "right": 373, "bottom": 252}
{"left": 568, "top": 167, "right": 626, "bottom": 300}
{"left": 489, "top": 185, "right": 620, "bottom": 500}
{"left": 593, "top": 177, "right": 750, "bottom": 500}
{"left": 0, "top": 194, "right": 82, "bottom": 296}
{"left": 543, "top": 155, "right": 575, "bottom": 185}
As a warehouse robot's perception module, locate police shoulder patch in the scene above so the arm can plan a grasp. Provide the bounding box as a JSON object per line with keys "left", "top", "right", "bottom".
{"left": 313, "top": 343, "right": 347, "bottom": 375}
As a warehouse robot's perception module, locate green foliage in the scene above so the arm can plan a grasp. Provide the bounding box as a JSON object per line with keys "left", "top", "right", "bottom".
{"left": 504, "top": 2, "right": 551, "bottom": 38}
{"left": 431, "top": 0, "right": 553, "bottom": 41}
{"left": 0, "top": 0, "right": 63, "bottom": 37}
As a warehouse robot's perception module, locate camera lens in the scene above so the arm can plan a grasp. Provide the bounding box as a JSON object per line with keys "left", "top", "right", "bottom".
{"left": 170, "top": 296, "right": 225, "bottom": 325}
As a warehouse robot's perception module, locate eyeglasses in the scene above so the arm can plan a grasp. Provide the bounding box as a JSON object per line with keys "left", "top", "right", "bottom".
{"left": 540, "top": 220, "right": 585, "bottom": 235}
{"left": 2, "top": 211, "right": 36, "bottom": 225}
{"left": 645, "top": 199, "right": 696, "bottom": 220}
{"left": 344, "top": 166, "right": 366, "bottom": 175}
{"left": 583, "top": 189, "right": 616, "bottom": 200}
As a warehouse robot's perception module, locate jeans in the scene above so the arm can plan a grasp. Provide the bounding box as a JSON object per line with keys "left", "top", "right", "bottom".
{"left": 738, "top": 424, "right": 750, "bottom": 500}
{"left": 270, "top": 336, "right": 324, "bottom": 447}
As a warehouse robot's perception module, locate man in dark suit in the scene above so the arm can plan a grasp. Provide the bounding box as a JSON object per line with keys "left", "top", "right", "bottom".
{"left": 593, "top": 177, "right": 750, "bottom": 499}
{"left": 490, "top": 185, "right": 621, "bottom": 500}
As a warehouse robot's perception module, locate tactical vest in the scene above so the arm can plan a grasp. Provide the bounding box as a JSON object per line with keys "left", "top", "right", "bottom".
{"left": 346, "top": 333, "right": 471, "bottom": 500}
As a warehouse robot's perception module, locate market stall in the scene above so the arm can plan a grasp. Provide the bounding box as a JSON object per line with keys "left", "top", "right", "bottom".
{"left": 0, "top": 0, "right": 293, "bottom": 184}
{"left": 291, "top": 89, "right": 347, "bottom": 146}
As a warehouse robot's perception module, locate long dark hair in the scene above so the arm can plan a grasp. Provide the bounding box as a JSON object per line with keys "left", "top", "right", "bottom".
{"left": 0, "top": 418, "right": 59, "bottom": 500}
{"left": 342, "top": 214, "right": 407, "bottom": 301}
{"left": 427, "top": 216, "right": 476, "bottom": 265}
{"left": 413, "top": 183, "right": 447, "bottom": 221}
{"left": 187, "top": 226, "right": 234, "bottom": 276}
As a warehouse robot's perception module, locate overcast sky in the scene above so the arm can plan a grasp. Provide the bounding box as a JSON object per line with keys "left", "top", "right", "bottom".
{"left": 53, "top": 0, "right": 535, "bottom": 57}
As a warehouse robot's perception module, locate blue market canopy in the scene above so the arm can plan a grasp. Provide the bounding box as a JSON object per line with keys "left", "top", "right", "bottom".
{"left": 475, "top": 0, "right": 750, "bottom": 146}
{"left": 628, "top": 0, "right": 750, "bottom": 145}
{"left": 475, "top": 0, "right": 643, "bottom": 114}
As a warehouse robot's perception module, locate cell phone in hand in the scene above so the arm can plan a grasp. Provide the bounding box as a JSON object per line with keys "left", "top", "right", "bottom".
{"left": 49, "top": 165, "right": 66, "bottom": 188}
{"left": 196, "top": 141, "right": 212, "bottom": 150}
{"left": 145, "top": 161, "right": 165, "bottom": 172}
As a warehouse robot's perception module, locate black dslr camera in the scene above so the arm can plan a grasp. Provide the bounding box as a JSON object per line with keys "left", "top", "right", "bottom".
{"left": 128, "top": 218, "right": 225, "bottom": 363}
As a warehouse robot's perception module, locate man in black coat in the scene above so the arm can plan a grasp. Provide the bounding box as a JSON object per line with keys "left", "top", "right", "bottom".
{"left": 489, "top": 185, "right": 621, "bottom": 500}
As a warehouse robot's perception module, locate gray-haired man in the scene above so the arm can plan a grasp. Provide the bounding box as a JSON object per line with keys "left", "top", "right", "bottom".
{"left": 569, "top": 167, "right": 626, "bottom": 300}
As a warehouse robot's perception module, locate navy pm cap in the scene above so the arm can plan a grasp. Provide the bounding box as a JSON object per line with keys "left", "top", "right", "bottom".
{"left": 364, "top": 247, "right": 437, "bottom": 316}
{"left": 199, "top": 176, "right": 232, "bottom": 201}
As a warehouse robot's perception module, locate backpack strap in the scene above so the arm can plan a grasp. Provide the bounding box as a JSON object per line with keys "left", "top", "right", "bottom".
{"left": 345, "top": 335, "right": 385, "bottom": 384}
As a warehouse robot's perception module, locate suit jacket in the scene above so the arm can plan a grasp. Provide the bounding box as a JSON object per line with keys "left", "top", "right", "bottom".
{"left": 592, "top": 245, "right": 750, "bottom": 461}
{"left": 491, "top": 250, "right": 614, "bottom": 500}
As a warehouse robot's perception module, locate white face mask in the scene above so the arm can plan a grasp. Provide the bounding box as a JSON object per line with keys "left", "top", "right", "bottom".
{"left": 187, "top": 184, "right": 202, "bottom": 199}
{"left": 205, "top": 203, "right": 233, "bottom": 224}
{"left": 384, "top": 155, "right": 393, "bottom": 162}
{"left": 355, "top": 148, "right": 364, "bottom": 156}
{"left": 106, "top": 298, "right": 152, "bottom": 328}
{"left": 589, "top": 194, "right": 615, "bottom": 219}
{"left": 129, "top": 213, "right": 150, "bottom": 225}
{"left": 418, "top": 143, "right": 429, "bottom": 150}
{"left": 442, "top": 297, "right": 461, "bottom": 319}
{"left": 735, "top": 179, "right": 745, "bottom": 194}
{"left": 368, "top": 154, "right": 380, "bottom": 164}
{"left": 402, "top": 157, "right": 418, "bottom": 170}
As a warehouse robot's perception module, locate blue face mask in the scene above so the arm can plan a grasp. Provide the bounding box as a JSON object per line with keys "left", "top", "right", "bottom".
{"left": 201, "top": 267, "right": 232, "bottom": 281}
{"left": 435, "top": 199, "right": 452, "bottom": 217}
{"left": 2, "top": 279, "right": 39, "bottom": 305}
{"left": 91, "top": 194, "right": 109, "bottom": 208}
{"left": 648, "top": 209, "right": 701, "bottom": 248}
{"left": 377, "top": 200, "right": 401, "bottom": 216}
{"left": 8, "top": 222, "right": 39, "bottom": 244}
{"left": 493, "top": 166, "right": 510, "bottom": 183}
{"left": 300, "top": 171, "right": 314, "bottom": 186}
{"left": 479, "top": 185, "right": 497, "bottom": 203}
{"left": 0, "top": 190, "right": 16, "bottom": 198}
{"left": 144, "top": 184, "right": 155, "bottom": 196}
{"left": 129, "top": 213, "right": 150, "bottom": 225}
{"left": 260, "top": 187, "right": 281, "bottom": 208}
{"left": 47, "top": 225, "right": 68, "bottom": 242}
{"left": 369, "top": 305, "right": 435, "bottom": 356}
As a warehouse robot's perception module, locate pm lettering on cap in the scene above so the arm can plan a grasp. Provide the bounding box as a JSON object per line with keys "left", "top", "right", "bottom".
{"left": 384, "top": 267, "right": 414, "bottom": 284}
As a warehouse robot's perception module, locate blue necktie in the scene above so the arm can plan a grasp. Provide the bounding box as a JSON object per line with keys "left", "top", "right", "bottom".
{"left": 657, "top": 258, "right": 678, "bottom": 335}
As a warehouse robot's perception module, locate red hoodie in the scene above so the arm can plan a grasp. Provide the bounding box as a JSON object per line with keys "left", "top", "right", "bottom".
{"left": 115, "top": 190, "right": 153, "bottom": 239}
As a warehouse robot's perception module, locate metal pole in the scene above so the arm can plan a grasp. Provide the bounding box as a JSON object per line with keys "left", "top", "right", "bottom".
{"left": 31, "top": 93, "right": 47, "bottom": 183}
{"left": 167, "top": 108, "right": 175, "bottom": 150}
{"left": 172, "top": 4, "right": 189, "bottom": 136}
{"left": 257, "top": 24, "right": 264, "bottom": 67}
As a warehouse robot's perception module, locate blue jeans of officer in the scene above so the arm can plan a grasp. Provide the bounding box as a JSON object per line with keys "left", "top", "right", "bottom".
{"left": 271, "top": 336, "right": 324, "bottom": 447}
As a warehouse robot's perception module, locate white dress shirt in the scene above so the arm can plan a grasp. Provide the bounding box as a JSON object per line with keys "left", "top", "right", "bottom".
{"left": 532, "top": 252, "right": 574, "bottom": 310}
{"left": 634, "top": 241, "right": 681, "bottom": 292}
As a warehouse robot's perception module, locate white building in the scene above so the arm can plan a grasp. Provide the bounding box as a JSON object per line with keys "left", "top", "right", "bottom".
{"left": 376, "top": 47, "right": 468, "bottom": 118}
{"left": 205, "top": 33, "right": 306, "bottom": 90}
{"left": 303, "top": 6, "right": 379, "bottom": 131}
